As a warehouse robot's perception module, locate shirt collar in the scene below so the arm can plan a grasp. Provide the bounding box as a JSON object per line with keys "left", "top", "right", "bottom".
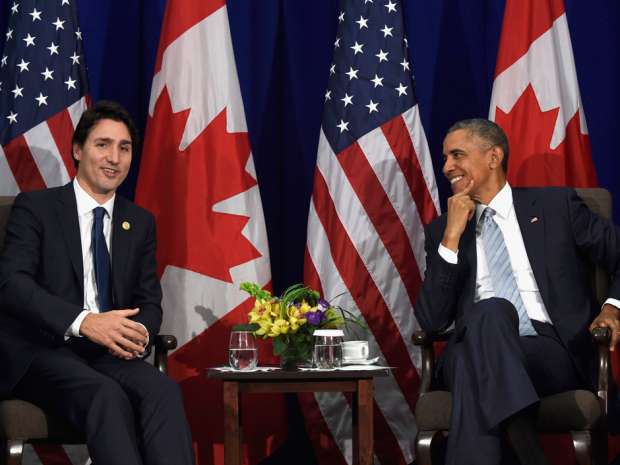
{"left": 475, "top": 182, "right": 512, "bottom": 223}
{"left": 73, "top": 178, "right": 115, "bottom": 218}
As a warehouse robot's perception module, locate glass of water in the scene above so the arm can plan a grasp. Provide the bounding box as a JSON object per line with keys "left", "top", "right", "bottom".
{"left": 229, "top": 330, "right": 258, "bottom": 371}
{"left": 313, "top": 329, "right": 344, "bottom": 369}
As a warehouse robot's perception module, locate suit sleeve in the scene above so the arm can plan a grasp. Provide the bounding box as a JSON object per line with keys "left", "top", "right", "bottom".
{"left": 0, "top": 193, "right": 83, "bottom": 338}
{"left": 414, "top": 221, "right": 461, "bottom": 333}
{"left": 128, "top": 213, "right": 162, "bottom": 343}
{"left": 568, "top": 189, "right": 620, "bottom": 301}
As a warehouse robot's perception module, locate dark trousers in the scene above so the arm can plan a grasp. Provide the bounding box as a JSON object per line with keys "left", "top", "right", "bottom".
{"left": 13, "top": 341, "right": 195, "bottom": 465}
{"left": 439, "top": 298, "right": 582, "bottom": 465}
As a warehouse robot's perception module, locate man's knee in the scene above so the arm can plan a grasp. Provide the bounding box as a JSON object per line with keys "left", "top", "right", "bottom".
{"left": 465, "top": 297, "right": 519, "bottom": 331}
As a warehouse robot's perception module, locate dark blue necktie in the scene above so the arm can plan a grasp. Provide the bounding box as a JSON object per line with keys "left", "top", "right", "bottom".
{"left": 92, "top": 207, "right": 112, "bottom": 312}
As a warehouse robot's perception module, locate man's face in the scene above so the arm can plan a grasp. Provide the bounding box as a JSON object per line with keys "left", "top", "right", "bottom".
{"left": 73, "top": 118, "right": 132, "bottom": 201}
{"left": 442, "top": 129, "right": 498, "bottom": 198}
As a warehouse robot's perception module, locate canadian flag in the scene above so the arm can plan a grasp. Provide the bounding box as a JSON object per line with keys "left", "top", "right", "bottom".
{"left": 135, "top": 0, "right": 286, "bottom": 463}
{"left": 489, "top": 0, "right": 597, "bottom": 188}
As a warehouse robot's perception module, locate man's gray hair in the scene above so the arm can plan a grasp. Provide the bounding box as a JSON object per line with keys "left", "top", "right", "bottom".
{"left": 447, "top": 118, "right": 509, "bottom": 172}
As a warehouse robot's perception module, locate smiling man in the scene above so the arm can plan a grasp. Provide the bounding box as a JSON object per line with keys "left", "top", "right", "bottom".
{"left": 0, "top": 101, "right": 195, "bottom": 465}
{"left": 415, "top": 119, "right": 620, "bottom": 465}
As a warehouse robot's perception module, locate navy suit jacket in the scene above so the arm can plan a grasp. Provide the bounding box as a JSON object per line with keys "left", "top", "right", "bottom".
{"left": 0, "top": 182, "right": 162, "bottom": 396}
{"left": 415, "top": 187, "right": 620, "bottom": 383}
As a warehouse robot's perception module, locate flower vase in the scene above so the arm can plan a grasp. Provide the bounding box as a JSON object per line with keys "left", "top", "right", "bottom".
{"left": 278, "top": 347, "right": 307, "bottom": 371}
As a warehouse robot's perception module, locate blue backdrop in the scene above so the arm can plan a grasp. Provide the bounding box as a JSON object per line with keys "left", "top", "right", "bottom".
{"left": 1, "top": 0, "right": 618, "bottom": 293}
{"left": 1, "top": 1, "right": 620, "bottom": 463}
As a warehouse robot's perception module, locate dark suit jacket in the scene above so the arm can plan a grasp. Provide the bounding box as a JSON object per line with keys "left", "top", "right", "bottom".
{"left": 0, "top": 182, "right": 162, "bottom": 396}
{"left": 415, "top": 187, "right": 620, "bottom": 383}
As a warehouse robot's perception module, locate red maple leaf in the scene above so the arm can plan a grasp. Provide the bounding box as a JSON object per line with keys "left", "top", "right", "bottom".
{"left": 136, "top": 87, "right": 262, "bottom": 282}
{"left": 495, "top": 84, "right": 597, "bottom": 187}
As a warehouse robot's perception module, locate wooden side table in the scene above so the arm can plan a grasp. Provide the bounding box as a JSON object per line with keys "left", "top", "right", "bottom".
{"left": 207, "top": 367, "right": 390, "bottom": 465}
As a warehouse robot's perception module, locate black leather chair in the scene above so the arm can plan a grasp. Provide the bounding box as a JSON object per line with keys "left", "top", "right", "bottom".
{"left": 413, "top": 188, "right": 613, "bottom": 465}
{"left": 0, "top": 196, "right": 178, "bottom": 465}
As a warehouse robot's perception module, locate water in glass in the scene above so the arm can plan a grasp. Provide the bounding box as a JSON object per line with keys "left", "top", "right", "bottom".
{"left": 229, "top": 330, "right": 258, "bottom": 370}
{"left": 313, "top": 329, "right": 344, "bottom": 369}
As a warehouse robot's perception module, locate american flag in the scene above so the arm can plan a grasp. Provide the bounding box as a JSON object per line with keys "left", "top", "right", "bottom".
{"left": 0, "top": 0, "right": 88, "bottom": 195}
{"left": 303, "top": 0, "right": 439, "bottom": 463}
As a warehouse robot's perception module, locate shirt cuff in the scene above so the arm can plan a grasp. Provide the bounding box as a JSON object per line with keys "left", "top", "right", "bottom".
{"left": 603, "top": 298, "right": 620, "bottom": 311}
{"left": 64, "top": 310, "right": 92, "bottom": 340}
{"left": 438, "top": 243, "right": 458, "bottom": 264}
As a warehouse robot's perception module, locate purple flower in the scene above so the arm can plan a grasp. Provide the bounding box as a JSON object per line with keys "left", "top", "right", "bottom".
{"left": 317, "top": 298, "right": 330, "bottom": 312}
{"left": 307, "top": 310, "right": 324, "bottom": 326}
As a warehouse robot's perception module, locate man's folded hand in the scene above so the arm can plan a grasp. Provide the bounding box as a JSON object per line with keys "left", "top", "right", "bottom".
{"left": 79, "top": 308, "right": 148, "bottom": 359}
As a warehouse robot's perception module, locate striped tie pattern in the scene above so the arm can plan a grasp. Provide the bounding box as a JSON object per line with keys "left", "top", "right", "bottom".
{"left": 479, "top": 207, "right": 537, "bottom": 336}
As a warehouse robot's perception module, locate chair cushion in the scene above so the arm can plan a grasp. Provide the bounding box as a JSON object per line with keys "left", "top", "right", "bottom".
{"left": 415, "top": 389, "right": 602, "bottom": 432}
{"left": 0, "top": 399, "right": 84, "bottom": 443}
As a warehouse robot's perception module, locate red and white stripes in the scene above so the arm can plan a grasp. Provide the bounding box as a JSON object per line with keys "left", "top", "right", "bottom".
{"left": 0, "top": 97, "right": 86, "bottom": 194}
{"left": 304, "top": 105, "right": 439, "bottom": 464}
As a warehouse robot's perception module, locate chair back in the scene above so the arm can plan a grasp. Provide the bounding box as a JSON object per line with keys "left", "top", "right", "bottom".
{"left": 575, "top": 188, "right": 612, "bottom": 305}
{"left": 0, "top": 197, "right": 15, "bottom": 253}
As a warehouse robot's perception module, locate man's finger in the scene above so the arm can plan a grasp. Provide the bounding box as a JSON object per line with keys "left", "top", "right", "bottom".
{"left": 115, "top": 308, "right": 140, "bottom": 317}
{"left": 109, "top": 341, "right": 135, "bottom": 359}
{"left": 119, "top": 326, "right": 148, "bottom": 346}
{"left": 115, "top": 333, "right": 145, "bottom": 353}
{"left": 454, "top": 179, "right": 474, "bottom": 198}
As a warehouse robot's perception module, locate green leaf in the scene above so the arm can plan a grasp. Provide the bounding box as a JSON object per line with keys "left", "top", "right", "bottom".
{"left": 272, "top": 336, "right": 288, "bottom": 356}
{"left": 240, "top": 282, "right": 272, "bottom": 300}
{"left": 231, "top": 323, "right": 259, "bottom": 332}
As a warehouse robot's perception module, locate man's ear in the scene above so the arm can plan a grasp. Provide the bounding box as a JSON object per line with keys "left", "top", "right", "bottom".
{"left": 489, "top": 146, "right": 504, "bottom": 169}
{"left": 72, "top": 143, "right": 81, "bottom": 162}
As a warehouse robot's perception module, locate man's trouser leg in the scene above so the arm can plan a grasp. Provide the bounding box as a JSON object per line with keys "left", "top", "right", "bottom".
{"left": 441, "top": 298, "right": 581, "bottom": 465}
{"left": 14, "top": 346, "right": 195, "bottom": 465}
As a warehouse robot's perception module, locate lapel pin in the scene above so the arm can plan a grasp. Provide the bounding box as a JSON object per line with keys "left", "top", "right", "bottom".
{"left": 122, "top": 221, "right": 131, "bottom": 231}
{"left": 530, "top": 217, "right": 539, "bottom": 223}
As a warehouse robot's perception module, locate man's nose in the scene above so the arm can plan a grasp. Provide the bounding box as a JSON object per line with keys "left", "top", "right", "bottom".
{"left": 442, "top": 157, "right": 453, "bottom": 176}
{"left": 106, "top": 148, "right": 120, "bottom": 164}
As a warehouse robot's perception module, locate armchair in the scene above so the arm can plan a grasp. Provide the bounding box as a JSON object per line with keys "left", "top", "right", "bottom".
{"left": 413, "top": 188, "right": 613, "bottom": 465}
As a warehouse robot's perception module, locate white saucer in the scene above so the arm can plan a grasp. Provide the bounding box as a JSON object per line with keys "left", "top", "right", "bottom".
{"left": 342, "top": 356, "right": 380, "bottom": 365}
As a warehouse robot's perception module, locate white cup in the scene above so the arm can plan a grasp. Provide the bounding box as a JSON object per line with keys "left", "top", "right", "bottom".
{"left": 342, "top": 341, "right": 369, "bottom": 361}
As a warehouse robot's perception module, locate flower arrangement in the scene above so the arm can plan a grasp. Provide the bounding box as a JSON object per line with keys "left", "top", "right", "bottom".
{"left": 240, "top": 282, "right": 362, "bottom": 369}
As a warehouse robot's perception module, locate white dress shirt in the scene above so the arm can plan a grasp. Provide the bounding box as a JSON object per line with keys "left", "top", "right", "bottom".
{"left": 66, "top": 179, "right": 115, "bottom": 337}
{"left": 439, "top": 183, "right": 553, "bottom": 323}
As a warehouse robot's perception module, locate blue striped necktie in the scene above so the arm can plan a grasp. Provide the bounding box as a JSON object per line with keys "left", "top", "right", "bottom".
{"left": 479, "top": 207, "right": 536, "bottom": 336}
{"left": 92, "top": 207, "right": 112, "bottom": 312}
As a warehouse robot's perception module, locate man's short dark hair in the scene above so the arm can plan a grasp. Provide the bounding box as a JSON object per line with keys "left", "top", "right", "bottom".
{"left": 447, "top": 118, "right": 510, "bottom": 173}
{"left": 72, "top": 100, "right": 138, "bottom": 168}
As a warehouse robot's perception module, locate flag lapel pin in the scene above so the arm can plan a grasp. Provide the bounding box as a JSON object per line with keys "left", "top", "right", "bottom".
{"left": 530, "top": 217, "right": 539, "bottom": 223}
{"left": 122, "top": 221, "right": 131, "bottom": 231}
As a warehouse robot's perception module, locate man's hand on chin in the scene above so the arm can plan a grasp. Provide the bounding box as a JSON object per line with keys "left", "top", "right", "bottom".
{"left": 79, "top": 308, "right": 149, "bottom": 359}
{"left": 590, "top": 304, "right": 620, "bottom": 351}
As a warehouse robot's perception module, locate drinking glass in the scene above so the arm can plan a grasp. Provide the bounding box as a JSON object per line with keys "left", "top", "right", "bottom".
{"left": 229, "top": 330, "right": 258, "bottom": 370}
{"left": 313, "top": 329, "right": 344, "bottom": 369}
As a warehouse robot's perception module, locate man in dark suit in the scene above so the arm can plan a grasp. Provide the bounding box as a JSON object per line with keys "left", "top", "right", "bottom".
{"left": 0, "top": 101, "right": 195, "bottom": 465}
{"left": 415, "top": 119, "right": 620, "bottom": 465}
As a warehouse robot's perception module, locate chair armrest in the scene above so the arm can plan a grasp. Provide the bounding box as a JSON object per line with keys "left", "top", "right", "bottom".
{"left": 413, "top": 329, "right": 453, "bottom": 394}
{"left": 592, "top": 327, "right": 611, "bottom": 416}
{"left": 154, "top": 334, "right": 177, "bottom": 374}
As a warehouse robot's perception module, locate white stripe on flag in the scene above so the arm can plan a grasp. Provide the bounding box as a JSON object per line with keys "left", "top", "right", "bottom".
{"left": 316, "top": 128, "right": 419, "bottom": 369}
{"left": 23, "top": 122, "right": 71, "bottom": 187}
{"left": 357, "top": 124, "right": 426, "bottom": 277}
{"left": 403, "top": 105, "right": 440, "bottom": 213}
{"left": 307, "top": 200, "right": 417, "bottom": 464}
{"left": 67, "top": 97, "right": 88, "bottom": 128}
{"left": 0, "top": 145, "right": 20, "bottom": 195}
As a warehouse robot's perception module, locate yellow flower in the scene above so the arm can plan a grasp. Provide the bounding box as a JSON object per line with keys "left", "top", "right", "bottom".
{"left": 299, "top": 301, "right": 312, "bottom": 314}
{"left": 269, "top": 318, "right": 290, "bottom": 336}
